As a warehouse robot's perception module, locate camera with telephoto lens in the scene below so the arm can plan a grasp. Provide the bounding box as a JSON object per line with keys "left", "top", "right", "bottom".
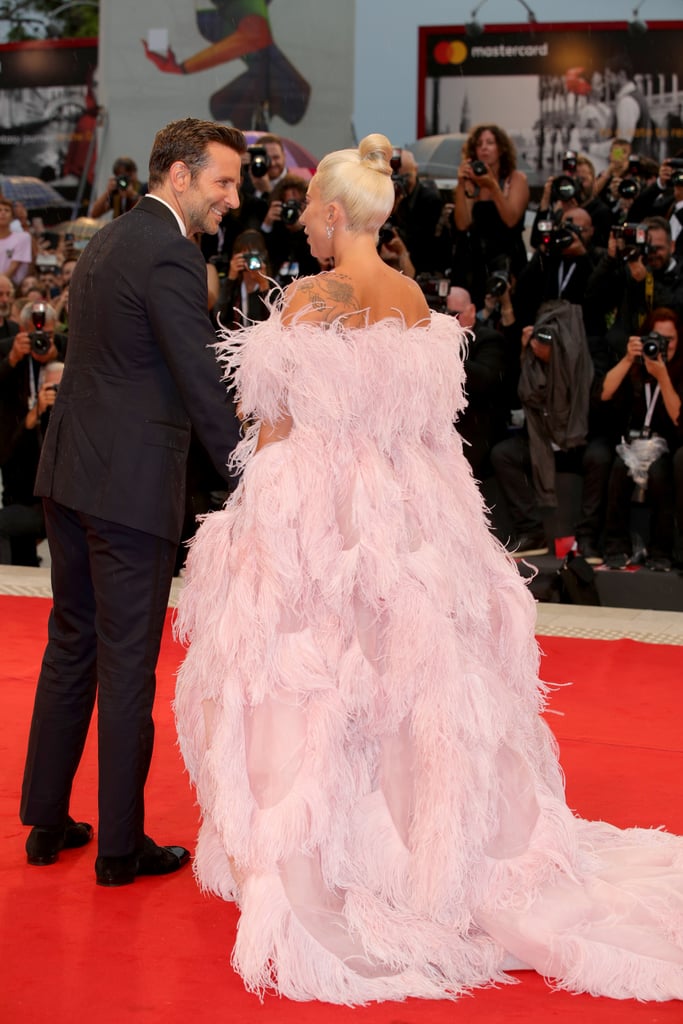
{"left": 280, "top": 198, "right": 302, "bottom": 225}
{"left": 540, "top": 219, "right": 579, "bottom": 251}
{"left": 618, "top": 177, "right": 641, "bottom": 199}
{"left": 485, "top": 258, "right": 510, "bottom": 297}
{"left": 248, "top": 145, "right": 270, "bottom": 178}
{"left": 641, "top": 330, "right": 669, "bottom": 361}
{"left": 611, "top": 221, "right": 649, "bottom": 261}
{"left": 416, "top": 273, "right": 450, "bottom": 312}
{"left": 531, "top": 325, "right": 556, "bottom": 346}
{"left": 470, "top": 159, "right": 487, "bottom": 177}
{"left": 243, "top": 250, "right": 263, "bottom": 271}
{"left": 30, "top": 330, "right": 51, "bottom": 355}
{"left": 551, "top": 175, "right": 580, "bottom": 203}
{"left": 116, "top": 175, "right": 129, "bottom": 191}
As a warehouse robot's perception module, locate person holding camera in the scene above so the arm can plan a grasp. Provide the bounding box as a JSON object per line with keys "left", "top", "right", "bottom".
{"left": 0, "top": 302, "right": 63, "bottom": 565}
{"left": 452, "top": 124, "right": 529, "bottom": 307}
{"left": 215, "top": 228, "right": 272, "bottom": 329}
{"left": 261, "top": 173, "right": 318, "bottom": 284}
{"left": 389, "top": 148, "right": 446, "bottom": 276}
{"left": 89, "top": 156, "right": 145, "bottom": 219}
{"left": 515, "top": 207, "right": 604, "bottom": 333}
{"left": 586, "top": 216, "right": 683, "bottom": 359}
{"left": 600, "top": 307, "right": 683, "bottom": 571}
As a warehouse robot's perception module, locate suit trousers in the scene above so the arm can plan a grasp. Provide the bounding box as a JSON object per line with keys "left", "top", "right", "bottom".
{"left": 20, "top": 499, "right": 177, "bottom": 856}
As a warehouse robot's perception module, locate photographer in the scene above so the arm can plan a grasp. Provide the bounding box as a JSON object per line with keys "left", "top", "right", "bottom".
{"left": 452, "top": 124, "right": 529, "bottom": 307}
{"left": 390, "top": 149, "right": 446, "bottom": 276}
{"left": 0, "top": 302, "right": 63, "bottom": 564}
{"left": 215, "top": 229, "right": 272, "bottom": 329}
{"left": 377, "top": 221, "right": 415, "bottom": 279}
{"left": 490, "top": 302, "right": 597, "bottom": 557}
{"left": 89, "top": 156, "right": 145, "bottom": 219}
{"left": 261, "top": 173, "right": 318, "bottom": 285}
{"left": 585, "top": 216, "right": 683, "bottom": 358}
{"left": 515, "top": 207, "right": 604, "bottom": 333}
{"left": 241, "top": 134, "right": 288, "bottom": 198}
{"left": 600, "top": 308, "right": 683, "bottom": 571}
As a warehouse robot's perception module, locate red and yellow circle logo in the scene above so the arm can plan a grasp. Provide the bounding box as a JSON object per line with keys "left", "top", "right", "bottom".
{"left": 433, "top": 40, "right": 468, "bottom": 65}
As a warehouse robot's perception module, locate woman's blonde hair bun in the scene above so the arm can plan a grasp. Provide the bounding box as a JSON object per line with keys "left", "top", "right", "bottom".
{"left": 358, "top": 133, "right": 393, "bottom": 176}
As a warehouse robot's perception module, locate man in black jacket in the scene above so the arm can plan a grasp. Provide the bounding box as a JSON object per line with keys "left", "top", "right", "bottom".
{"left": 20, "top": 118, "right": 245, "bottom": 886}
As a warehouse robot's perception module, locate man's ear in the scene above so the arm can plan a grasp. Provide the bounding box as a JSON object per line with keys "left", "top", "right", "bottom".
{"left": 168, "top": 160, "right": 191, "bottom": 194}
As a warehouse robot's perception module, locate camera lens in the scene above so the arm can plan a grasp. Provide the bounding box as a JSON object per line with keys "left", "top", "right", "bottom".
{"left": 117, "top": 176, "right": 129, "bottom": 190}
{"left": 248, "top": 145, "right": 270, "bottom": 179}
{"left": 30, "top": 331, "right": 51, "bottom": 355}
{"left": 280, "top": 199, "right": 301, "bottom": 225}
{"left": 618, "top": 178, "right": 640, "bottom": 199}
{"left": 471, "top": 160, "right": 487, "bottom": 177}
{"left": 552, "top": 175, "right": 577, "bottom": 202}
{"left": 486, "top": 271, "right": 508, "bottom": 298}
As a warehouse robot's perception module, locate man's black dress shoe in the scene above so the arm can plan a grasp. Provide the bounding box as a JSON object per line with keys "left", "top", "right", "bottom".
{"left": 95, "top": 835, "right": 190, "bottom": 887}
{"left": 26, "top": 816, "right": 94, "bottom": 866}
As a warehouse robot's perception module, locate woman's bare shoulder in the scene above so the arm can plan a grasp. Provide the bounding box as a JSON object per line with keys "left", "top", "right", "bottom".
{"left": 281, "top": 272, "right": 360, "bottom": 325}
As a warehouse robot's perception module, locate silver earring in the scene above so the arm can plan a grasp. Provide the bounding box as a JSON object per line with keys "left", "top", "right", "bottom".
{"left": 326, "top": 224, "right": 334, "bottom": 239}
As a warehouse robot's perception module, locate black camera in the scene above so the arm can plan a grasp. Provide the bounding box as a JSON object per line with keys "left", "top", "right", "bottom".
{"left": 248, "top": 145, "right": 270, "bottom": 179}
{"left": 392, "top": 172, "right": 409, "bottom": 198}
{"left": 641, "top": 330, "right": 668, "bottom": 361}
{"left": 486, "top": 270, "right": 509, "bottom": 298}
{"left": 416, "top": 273, "right": 449, "bottom": 312}
{"left": 612, "top": 222, "right": 649, "bottom": 261}
{"left": 280, "top": 198, "right": 302, "bottom": 225}
{"left": 116, "top": 175, "right": 129, "bottom": 191}
{"left": 243, "top": 250, "right": 263, "bottom": 271}
{"left": 617, "top": 177, "right": 641, "bottom": 199}
{"left": 551, "top": 174, "right": 580, "bottom": 203}
{"left": 627, "top": 154, "right": 641, "bottom": 176}
{"left": 667, "top": 157, "right": 683, "bottom": 169}
{"left": 671, "top": 169, "right": 683, "bottom": 188}
{"left": 30, "top": 331, "right": 51, "bottom": 355}
{"left": 470, "top": 159, "right": 487, "bottom": 177}
{"left": 537, "top": 218, "right": 554, "bottom": 247}
{"left": 562, "top": 150, "right": 578, "bottom": 173}
{"left": 390, "top": 148, "right": 402, "bottom": 174}
{"left": 532, "top": 326, "right": 555, "bottom": 346}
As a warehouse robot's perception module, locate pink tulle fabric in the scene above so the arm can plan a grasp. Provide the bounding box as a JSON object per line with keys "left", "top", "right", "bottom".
{"left": 174, "top": 305, "right": 683, "bottom": 1005}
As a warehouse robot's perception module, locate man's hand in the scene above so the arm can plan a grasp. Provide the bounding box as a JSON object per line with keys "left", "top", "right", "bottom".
{"left": 626, "top": 255, "right": 647, "bottom": 282}
{"left": 36, "top": 382, "right": 59, "bottom": 416}
{"left": 9, "top": 331, "right": 31, "bottom": 367}
{"left": 263, "top": 200, "right": 283, "bottom": 228}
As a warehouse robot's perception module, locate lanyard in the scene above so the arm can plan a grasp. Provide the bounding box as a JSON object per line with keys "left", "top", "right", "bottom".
{"left": 557, "top": 261, "right": 576, "bottom": 296}
{"left": 643, "top": 380, "right": 661, "bottom": 431}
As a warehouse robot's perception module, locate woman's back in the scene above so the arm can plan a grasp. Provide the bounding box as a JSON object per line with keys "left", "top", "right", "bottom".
{"left": 283, "top": 262, "right": 429, "bottom": 329}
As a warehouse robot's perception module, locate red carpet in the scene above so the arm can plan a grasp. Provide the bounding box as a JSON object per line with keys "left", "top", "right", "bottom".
{"left": 1, "top": 595, "right": 681, "bottom": 1024}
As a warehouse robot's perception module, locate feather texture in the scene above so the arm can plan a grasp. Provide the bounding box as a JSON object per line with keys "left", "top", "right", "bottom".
{"left": 174, "top": 307, "right": 683, "bottom": 1004}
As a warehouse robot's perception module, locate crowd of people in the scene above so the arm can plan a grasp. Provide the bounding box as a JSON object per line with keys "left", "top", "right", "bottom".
{"left": 2, "top": 123, "right": 683, "bottom": 571}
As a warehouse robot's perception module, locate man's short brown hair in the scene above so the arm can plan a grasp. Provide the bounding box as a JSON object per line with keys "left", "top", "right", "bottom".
{"left": 148, "top": 118, "right": 247, "bottom": 188}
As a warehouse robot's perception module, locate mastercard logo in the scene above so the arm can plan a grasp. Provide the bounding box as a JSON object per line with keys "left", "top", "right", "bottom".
{"left": 433, "top": 40, "right": 468, "bottom": 65}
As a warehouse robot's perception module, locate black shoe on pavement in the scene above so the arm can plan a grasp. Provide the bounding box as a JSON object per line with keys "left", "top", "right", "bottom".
{"left": 509, "top": 533, "right": 549, "bottom": 557}
{"left": 95, "top": 835, "right": 190, "bottom": 887}
{"left": 26, "top": 817, "right": 94, "bottom": 866}
{"left": 604, "top": 552, "right": 631, "bottom": 570}
{"left": 577, "top": 539, "right": 604, "bottom": 565}
{"left": 644, "top": 557, "right": 672, "bottom": 572}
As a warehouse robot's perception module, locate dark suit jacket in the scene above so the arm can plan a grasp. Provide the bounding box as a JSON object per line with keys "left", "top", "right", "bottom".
{"left": 35, "top": 197, "right": 240, "bottom": 543}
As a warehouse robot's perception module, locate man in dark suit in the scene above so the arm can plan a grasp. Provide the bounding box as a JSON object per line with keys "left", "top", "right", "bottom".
{"left": 20, "top": 118, "right": 246, "bottom": 886}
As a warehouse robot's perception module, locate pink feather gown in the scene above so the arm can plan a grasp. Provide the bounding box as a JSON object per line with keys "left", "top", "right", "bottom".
{"left": 174, "top": 305, "right": 683, "bottom": 1004}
